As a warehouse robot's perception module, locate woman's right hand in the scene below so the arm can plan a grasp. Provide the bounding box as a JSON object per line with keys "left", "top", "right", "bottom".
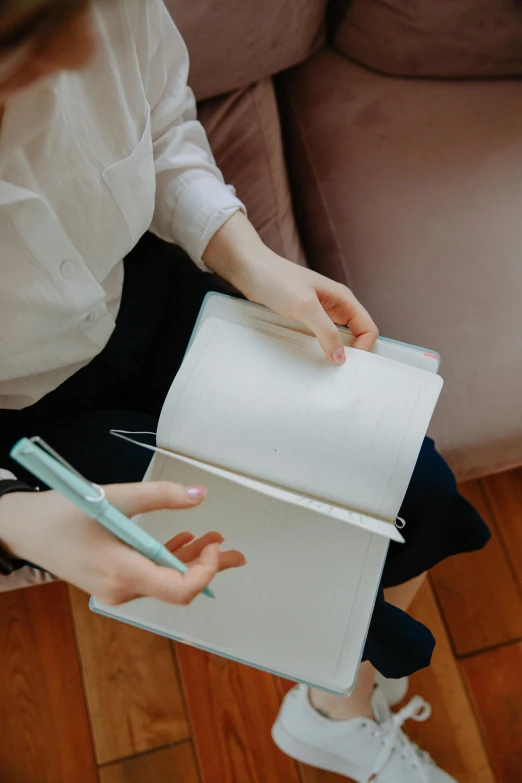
{"left": 0, "top": 482, "right": 246, "bottom": 605}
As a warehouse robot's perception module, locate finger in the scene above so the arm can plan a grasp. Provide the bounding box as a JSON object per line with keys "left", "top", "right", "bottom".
{"left": 110, "top": 547, "right": 246, "bottom": 603}
{"left": 171, "top": 531, "right": 245, "bottom": 569}
{"left": 131, "top": 543, "right": 220, "bottom": 605}
{"left": 325, "top": 283, "right": 379, "bottom": 352}
{"left": 174, "top": 531, "right": 225, "bottom": 563}
{"left": 294, "top": 296, "right": 347, "bottom": 364}
{"left": 165, "top": 532, "right": 195, "bottom": 552}
{"left": 105, "top": 481, "right": 207, "bottom": 517}
{"left": 345, "top": 299, "right": 379, "bottom": 351}
{"left": 217, "top": 550, "right": 247, "bottom": 572}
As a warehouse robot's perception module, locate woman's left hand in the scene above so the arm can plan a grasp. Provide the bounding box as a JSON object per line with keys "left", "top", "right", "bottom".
{"left": 203, "top": 212, "right": 379, "bottom": 364}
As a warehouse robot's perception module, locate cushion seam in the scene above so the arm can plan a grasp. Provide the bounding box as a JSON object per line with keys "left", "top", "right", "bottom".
{"left": 284, "top": 78, "right": 356, "bottom": 290}
{"left": 252, "top": 82, "right": 295, "bottom": 258}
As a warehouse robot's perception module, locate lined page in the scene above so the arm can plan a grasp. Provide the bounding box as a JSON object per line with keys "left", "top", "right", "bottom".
{"left": 97, "top": 454, "right": 380, "bottom": 691}
{"left": 158, "top": 318, "right": 442, "bottom": 520}
{"left": 198, "top": 295, "right": 440, "bottom": 373}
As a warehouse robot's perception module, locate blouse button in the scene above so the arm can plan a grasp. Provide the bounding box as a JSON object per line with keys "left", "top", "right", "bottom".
{"left": 60, "top": 260, "right": 77, "bottom": 279}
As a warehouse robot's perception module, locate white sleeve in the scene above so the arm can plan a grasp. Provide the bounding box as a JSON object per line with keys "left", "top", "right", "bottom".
{"left": 133, "top": 0, "right": 246, "bottom": 269}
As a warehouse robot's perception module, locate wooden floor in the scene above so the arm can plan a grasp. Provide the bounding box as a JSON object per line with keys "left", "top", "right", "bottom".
{"left": 1, "top": 470, "right": 522, "bottom": 783}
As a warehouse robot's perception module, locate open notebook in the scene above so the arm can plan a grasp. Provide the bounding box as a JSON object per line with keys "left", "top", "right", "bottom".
{"left": 91, "top": 294, "right": 443, "bottom": 695}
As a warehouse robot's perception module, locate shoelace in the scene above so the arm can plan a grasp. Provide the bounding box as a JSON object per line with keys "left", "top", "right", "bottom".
{"left": 366, "top": 696, "right": 433, "bottom": 783}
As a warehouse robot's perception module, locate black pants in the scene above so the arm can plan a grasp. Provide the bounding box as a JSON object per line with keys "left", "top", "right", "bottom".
{"left": 0, "top": 233, "right": 490, "bottom": 678}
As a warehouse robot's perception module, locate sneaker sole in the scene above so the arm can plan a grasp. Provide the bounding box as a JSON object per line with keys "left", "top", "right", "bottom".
{"left": 272, "top": 720, "right": 365, "bottom": 782}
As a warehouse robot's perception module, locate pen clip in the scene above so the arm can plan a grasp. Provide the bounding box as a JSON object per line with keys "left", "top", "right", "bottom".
{"left": 26, "top": 437, "right": 106, "bottom": 504}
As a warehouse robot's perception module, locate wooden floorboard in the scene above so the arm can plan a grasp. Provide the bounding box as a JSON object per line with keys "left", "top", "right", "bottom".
{"left": 0, "top": 582, "right": 98, "bottom": 783}
{"left": 461, "top": 642, "right": 522, "bottom": 783}
{"left": 176, "top": 644, "right": 301, "bottom": 783}
{"left": 276, "top": 580, "right": 497, "bottom": 783}
{"left": 6, "top": 469, "right": 522, "bottom": 783}
{"left": 69, "top": 586, "right": 190, "bottom": 766}
{"left": 297, "top": 764, "right": 347, "bottom": 783}
{"left": 483, "top": 469, "right": 522, "bottom": 588}
{"left": 407, "top": 581, "right": 497, "bottom": 783}
{"left": 430, "top": 480, "right": 522, "bottom": 656}
{"left": 99, "top": 742, "right": 200, "bottom": 783}
{"left": 277, "top": 678, "right": 354, "bottom": 783}
{"left": 281, "top": 582, "right": 497, "bottom": 783}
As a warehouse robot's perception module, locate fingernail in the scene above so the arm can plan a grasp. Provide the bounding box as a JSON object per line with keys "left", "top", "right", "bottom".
{"left": 186, "top": 486, "right": 206, "bottom": 501}
{"left": 239, "top": 557, "right": 248, "bottom": 566}
{"left": 332, "top": 347, "right": 346, "bottom": 365}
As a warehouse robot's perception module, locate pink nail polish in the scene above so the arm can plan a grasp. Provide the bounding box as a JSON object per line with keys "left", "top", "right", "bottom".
{"left": 332, "top": 347, "right": 346, "bottom": 364}
{"left": 187, "top": 486, "right": 206, "bottom": 500}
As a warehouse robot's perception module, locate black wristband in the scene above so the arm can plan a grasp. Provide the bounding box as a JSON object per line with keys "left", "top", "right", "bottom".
{"left": 0, "top": 479, "right": 38, "bottom": 575}
{"left": 0, "top": 479, "right": 35, "bottom": 498}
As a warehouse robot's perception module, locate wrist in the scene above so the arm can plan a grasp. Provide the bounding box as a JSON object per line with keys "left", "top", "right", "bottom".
{"left": 202, "top": 212, "right": 267, "bottom": 294}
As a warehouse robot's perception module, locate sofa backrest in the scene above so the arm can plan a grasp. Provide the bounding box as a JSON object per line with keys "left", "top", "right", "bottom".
{"left": 333, "top": 0, "right": 522, "bottom": 79}
{"left": 165, "top": 0, "right": 327, "bottom": 100}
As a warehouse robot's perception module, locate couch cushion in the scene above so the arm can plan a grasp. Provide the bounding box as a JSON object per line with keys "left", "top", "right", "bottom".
{"left": 200, "top": 79, "right": 306, "bottom": 265}
{"left": 278, "top": 51, "right": 522, "bottom": 478}
{"left": 332, "top": 0, "right": 522, "bottom": 78}
{"left": 166, "top": 0, "right": 326, "bottom": 100}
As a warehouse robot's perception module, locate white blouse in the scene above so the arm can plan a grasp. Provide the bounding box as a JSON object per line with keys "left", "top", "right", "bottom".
{"left": 0, "top": 0, "right": 244, "bottom": 410}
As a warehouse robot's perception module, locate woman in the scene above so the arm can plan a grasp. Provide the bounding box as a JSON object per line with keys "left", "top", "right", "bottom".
{"left": 0, "top": 2, "right": 489, "bottom": 781}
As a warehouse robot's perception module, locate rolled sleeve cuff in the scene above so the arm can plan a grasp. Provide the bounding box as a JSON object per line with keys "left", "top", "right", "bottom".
{"left": 172, "top": 175, "right": 246, "bottom": 271}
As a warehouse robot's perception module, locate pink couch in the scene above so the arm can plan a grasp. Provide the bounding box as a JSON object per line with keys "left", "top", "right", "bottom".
{"left": 166, "top": 0, "right": 522, "bottom": 482}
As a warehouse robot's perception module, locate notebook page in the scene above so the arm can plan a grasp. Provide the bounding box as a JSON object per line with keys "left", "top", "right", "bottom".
{"left": 109, "top": 431, "right": 404, "bottom": 542}
{"left": 158, "top": 318, "right": 442, "bottom": 519}
{"left": 198, "top": 294, "right": 440, "bottom": 373}
{"left": 94, "top": 454, "right": 382, "bottom": 691}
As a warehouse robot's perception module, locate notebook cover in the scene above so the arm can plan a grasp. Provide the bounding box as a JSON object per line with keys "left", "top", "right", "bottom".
{"left": 90, "top": 532, "right": 389, "bottom": 697}
{"left": 90, "top": 294, "right": 437, "bottom": 694}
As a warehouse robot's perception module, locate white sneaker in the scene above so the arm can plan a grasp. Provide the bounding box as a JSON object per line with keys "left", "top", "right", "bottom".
{"left": 272, "top": 685, "right": 457, "bottom": 782}
{"left": 375, "top": 672, "right": 409, "bottom": 707}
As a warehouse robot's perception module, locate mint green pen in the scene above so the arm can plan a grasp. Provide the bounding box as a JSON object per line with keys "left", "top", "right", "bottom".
{"left": 10, "top": 437, "right": 215, "bottom": 599}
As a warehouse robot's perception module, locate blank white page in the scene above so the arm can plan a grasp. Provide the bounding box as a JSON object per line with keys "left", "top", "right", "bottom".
{"left": 92, "top": 453, "right": 387, "bottom": 693}
{"left": 158, "top": 318, "right": 443, "bottom": 520}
